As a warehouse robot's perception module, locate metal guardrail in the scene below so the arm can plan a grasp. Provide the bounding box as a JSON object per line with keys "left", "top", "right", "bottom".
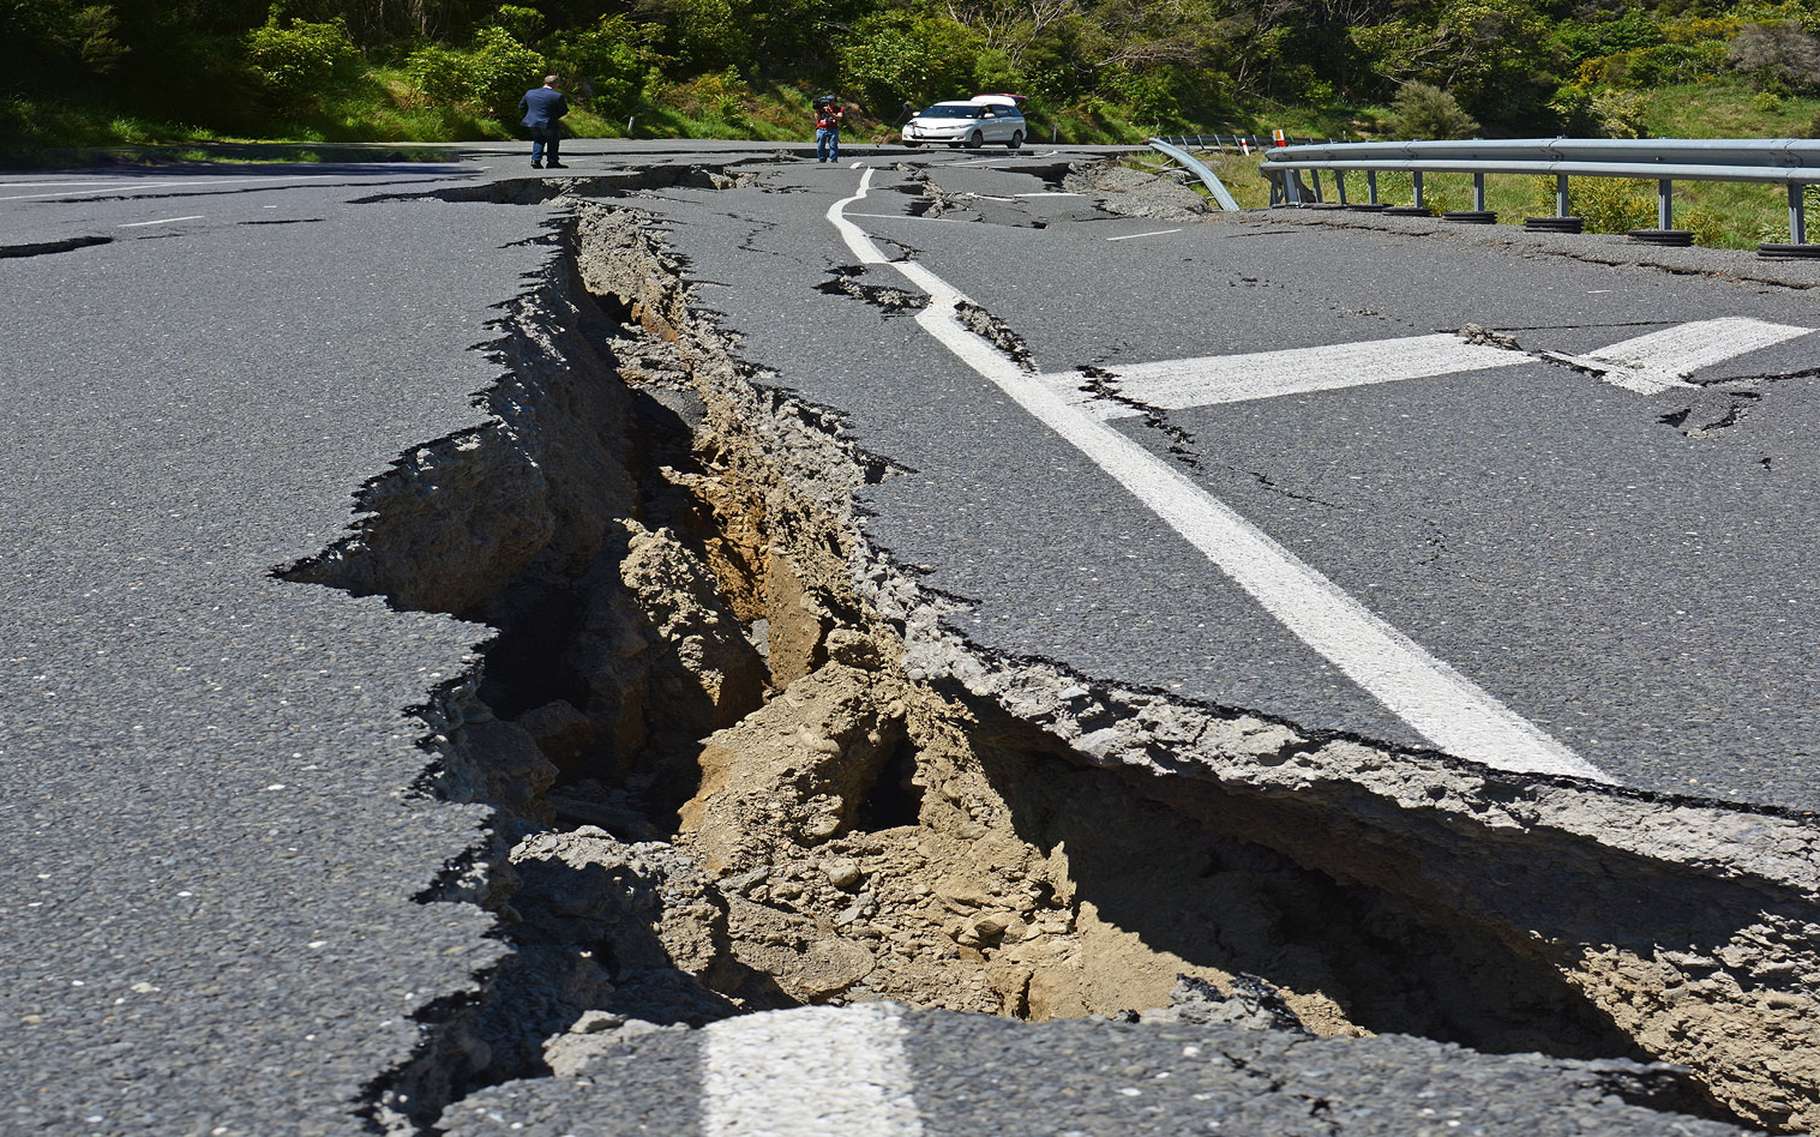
{"left": 1146, "top": 138, "right": 1240, "bottom": 211}
{"left": 1259, "top": 138, "right": 1820, "bottom": 256}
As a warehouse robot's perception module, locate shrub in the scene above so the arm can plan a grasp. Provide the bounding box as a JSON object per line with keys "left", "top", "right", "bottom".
{"left": 1729, "top": 23, "right": 1820, "bottom": 92}
{"left": 544, "top": 16, "right": 653, "bottom": 113}
{"left": 245, "top": 16, "right": 361, "bottom": 104}
{"left": 1574, "top": 177, "right": 1654, "bottom": 232}
{"left": 404, "top": 26, "right": 544, "bottom": 118}
{"left": 467, "top": 26, "right": 546, "bottom": 118}
{"left": 405, "top": 44, "right": 473, "bottom": 105}
{"left": 1590, "top": 88, "right": 1649, "bottom": 137}
{"left": 1387, "top": 80, "right": 1479, "bottom": 139}
{"left": 493, "top": 4, "right": 544, "bottom": 43}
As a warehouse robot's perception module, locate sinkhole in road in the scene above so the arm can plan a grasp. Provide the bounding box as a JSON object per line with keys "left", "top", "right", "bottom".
{"left": 282, "top": 189, "right": 1820, "bottom": 1135}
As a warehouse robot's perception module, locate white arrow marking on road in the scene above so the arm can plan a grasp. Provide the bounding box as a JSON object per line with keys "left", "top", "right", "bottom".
{"left": 1542, "top": 317, "right": 1814, "bottom": 394}
{"left": 830, "top": 168, "right": 1608, "bottom": 782}
{"left": 117, "top": 215, "right": 205, "bottom": 228}
{"left": 704, "top": 1005, "right": 924, "bottom": 1137}
{"left": 1106, "top": 228, "right": 1182, "bottom": 241}
{"left": 1043, "top": 334, "right": 1528, "bottom": 419}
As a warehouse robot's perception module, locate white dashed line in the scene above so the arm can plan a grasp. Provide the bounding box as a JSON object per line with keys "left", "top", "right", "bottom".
{"left": 850, "top": 160, "right": 864, "bottom": 169}
{"left": 703, "top": 1005, "right": 923, "bottom": 1137}
{"left": 117, "top": 215, "right": 205, "bottom": 228}
{"left": 1106, "top": 228, "right": 1182, "bottom": 241}
{"left": 829, "top": 167, "right": 1607, "bottom": 782}
{"left": 1042, "top": 334, "right": 1529, "bottom": 418}
{"left": 1542, "top": 317, "right": 1814, "bottom": 395}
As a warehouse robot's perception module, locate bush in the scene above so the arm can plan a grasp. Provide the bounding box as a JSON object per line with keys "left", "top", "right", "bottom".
{"left": 1729, "top": 23, "right": 1820, "bottom": 92}
{"left": 245, "top": 16, "right": 361, "bottom": 104}
{"left": 1590, "top": 88, "right": 1649, "bottom": 137}
{"left": 405, "top": 44, "right": 473, "bottom": 105}
{"left": 467, "top": 26, "right": 546, "bottom": 118}
{"left": 408, "top": 27, "right": 544, "bottom": 118}
{"left": 1387, "top": 81, "right": 1479, "bottom": 138}
{"left": 544, "top": 16, "right": 653, "bottom": 113}
{"left": 493, "top": 4, "right": 544, "bottom": 43}
{"left": 1574, "top": 177, "right": 1655, "bottom": 232}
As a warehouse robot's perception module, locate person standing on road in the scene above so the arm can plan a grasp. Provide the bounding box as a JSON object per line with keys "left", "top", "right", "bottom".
{"left": 520, "top": 75, "right": 569, "bottom": 170}
{"left": 814, "top": 95, "right": 845, "bottom": 164}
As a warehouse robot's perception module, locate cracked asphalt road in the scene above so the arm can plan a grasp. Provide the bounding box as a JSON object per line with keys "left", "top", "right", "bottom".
{"left": 2, "top": 141, "right": 1814, "bottom": 1135}
{"left": 632, "top": 156, "right": 1820, "bottom": 809}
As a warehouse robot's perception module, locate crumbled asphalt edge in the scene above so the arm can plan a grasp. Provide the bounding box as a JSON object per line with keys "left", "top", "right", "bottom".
{"left": 277, "top": 172, "right": 1820, "bottom": 1133}
{"left": 1246, "top": 207, "right": 1820, "bottom": 290}
{"left": 816, "top": 264, "right": 929, "bottom": 312}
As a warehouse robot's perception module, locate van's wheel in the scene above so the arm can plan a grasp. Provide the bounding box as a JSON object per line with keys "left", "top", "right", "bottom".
{"left": 965, "top": 131, "right": 984, "bottom": 149}
{"left": 1006, "top": 131, "right": 1024, "bottom": 150}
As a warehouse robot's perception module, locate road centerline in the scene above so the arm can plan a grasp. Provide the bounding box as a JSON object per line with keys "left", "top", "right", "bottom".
{"left": 829, "top": 168, "right": 1608, "bottom": 782}
{"left": 1106, "top": 228, "right": 1182, "bottom": 241}
{"left": 118, "top": 215, "right": 206, "bottom": 228}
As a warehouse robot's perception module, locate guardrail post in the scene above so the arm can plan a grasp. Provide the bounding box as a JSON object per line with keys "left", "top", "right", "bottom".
{"left": 1555, "top": 174, "right": 1570, "bottom": 217}
{"left": 1367, "top": 170, "right": 1379, "bottom": 205}
{"left": 1311, "top": 168, "right": 1324, "bottom": 203}
{"left": 1790, "top": 183, "right": 1808, "bottom": 245}
{"left": 1657, "top": 178, "right": 1673, "bottom": 230}
{"left": 1472, "top": 172, "right": 1486, "bottom": 213}
{"left": 1413, "top": 171, "right": 1425, "bottom": 210}
{"left": 1335, "top": 169, "right": 1349, "bottom": 206}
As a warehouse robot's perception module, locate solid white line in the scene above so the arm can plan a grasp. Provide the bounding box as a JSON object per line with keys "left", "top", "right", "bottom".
{"left": 1011, "top": 191, "right": 1083, "bottom": 197}
{"left": 1045, "top": 334, "right": 1529, "bottom": 418}
{"left": 1543, "top": 317, "right": 1813, "bottom": 394}
{"left": 117, "top": 214, "right": 205, "bottom": 228}
{"left": 1106, "top": 228, "right": 1182, "bottom": 241}
{"left": 703, "top": 1006, "right": 923, "bottom": 1137}
{"left": 831, "top": 170, "right": 1607, "bottom": 781}
{"left": 0, "top": 174, "right": 342, "bottom": 202}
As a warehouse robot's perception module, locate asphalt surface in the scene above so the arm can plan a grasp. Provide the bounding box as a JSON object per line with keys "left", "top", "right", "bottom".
{"left": 437, "top": 1004, "right": 1749, "bottom": 1137}
{"left": 2, "top": 142, "right": 1812, "bottom": 1135}
{"left": 628, "top": 155, "right": 1820, "bottom": 808}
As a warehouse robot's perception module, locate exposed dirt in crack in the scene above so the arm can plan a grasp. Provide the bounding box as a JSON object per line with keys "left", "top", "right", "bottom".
{"left": 280, "top": 187, "right": 1820, "bottom": 1135}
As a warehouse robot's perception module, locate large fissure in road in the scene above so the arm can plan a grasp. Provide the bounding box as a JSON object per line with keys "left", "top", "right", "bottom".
{"left": 282, "top": 189, "right": 1820, "bottom": 1134}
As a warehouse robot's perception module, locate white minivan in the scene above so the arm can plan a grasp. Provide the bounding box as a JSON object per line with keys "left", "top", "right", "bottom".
{"left": 902, "top": 95, "right": 1026, "bottom": 149}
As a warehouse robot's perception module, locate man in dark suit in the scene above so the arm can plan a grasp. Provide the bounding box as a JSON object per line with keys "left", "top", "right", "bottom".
{"left": 519, "top": 75, "right": 569, "bottom": 169}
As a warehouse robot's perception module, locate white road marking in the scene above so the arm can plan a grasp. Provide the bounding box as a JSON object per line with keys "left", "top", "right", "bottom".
{"left": 117, "top": 214, "right": 205, "bottom": 228}
{"left": 1542, "top": 317, "right": 1814, "bottom": 394}
{"left": 1046, "top": 334, "right": 1529, "bottom": 419}
{"left": 0, "top": 174, "right": 338, "bottom": 202}
{"left": 0, "top": 180, "right": 140, "bottom": 189}
{"left": 1106, "top": 228, "right": 1182, "bottom": 241}
{"left": 851, "top": 160, "right": 864, "bottom": 169}
{"left": 830, "top": 169, "right": 1607, "bottom": 781}
{"left": 1012, "top": 191, "right": 1083, "bottom": 197}
{"left": 703, "top": 1005, "right": 923, "bottom": 1137}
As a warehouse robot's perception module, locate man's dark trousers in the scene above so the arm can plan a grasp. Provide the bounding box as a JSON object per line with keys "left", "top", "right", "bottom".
{"left": 530, "top": 124, "right": 561, "bottom": 166}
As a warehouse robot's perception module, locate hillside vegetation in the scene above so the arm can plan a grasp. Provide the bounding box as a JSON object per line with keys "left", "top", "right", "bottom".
{"left": 6, "top": 0, "right": 1820, "bottom": 152}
